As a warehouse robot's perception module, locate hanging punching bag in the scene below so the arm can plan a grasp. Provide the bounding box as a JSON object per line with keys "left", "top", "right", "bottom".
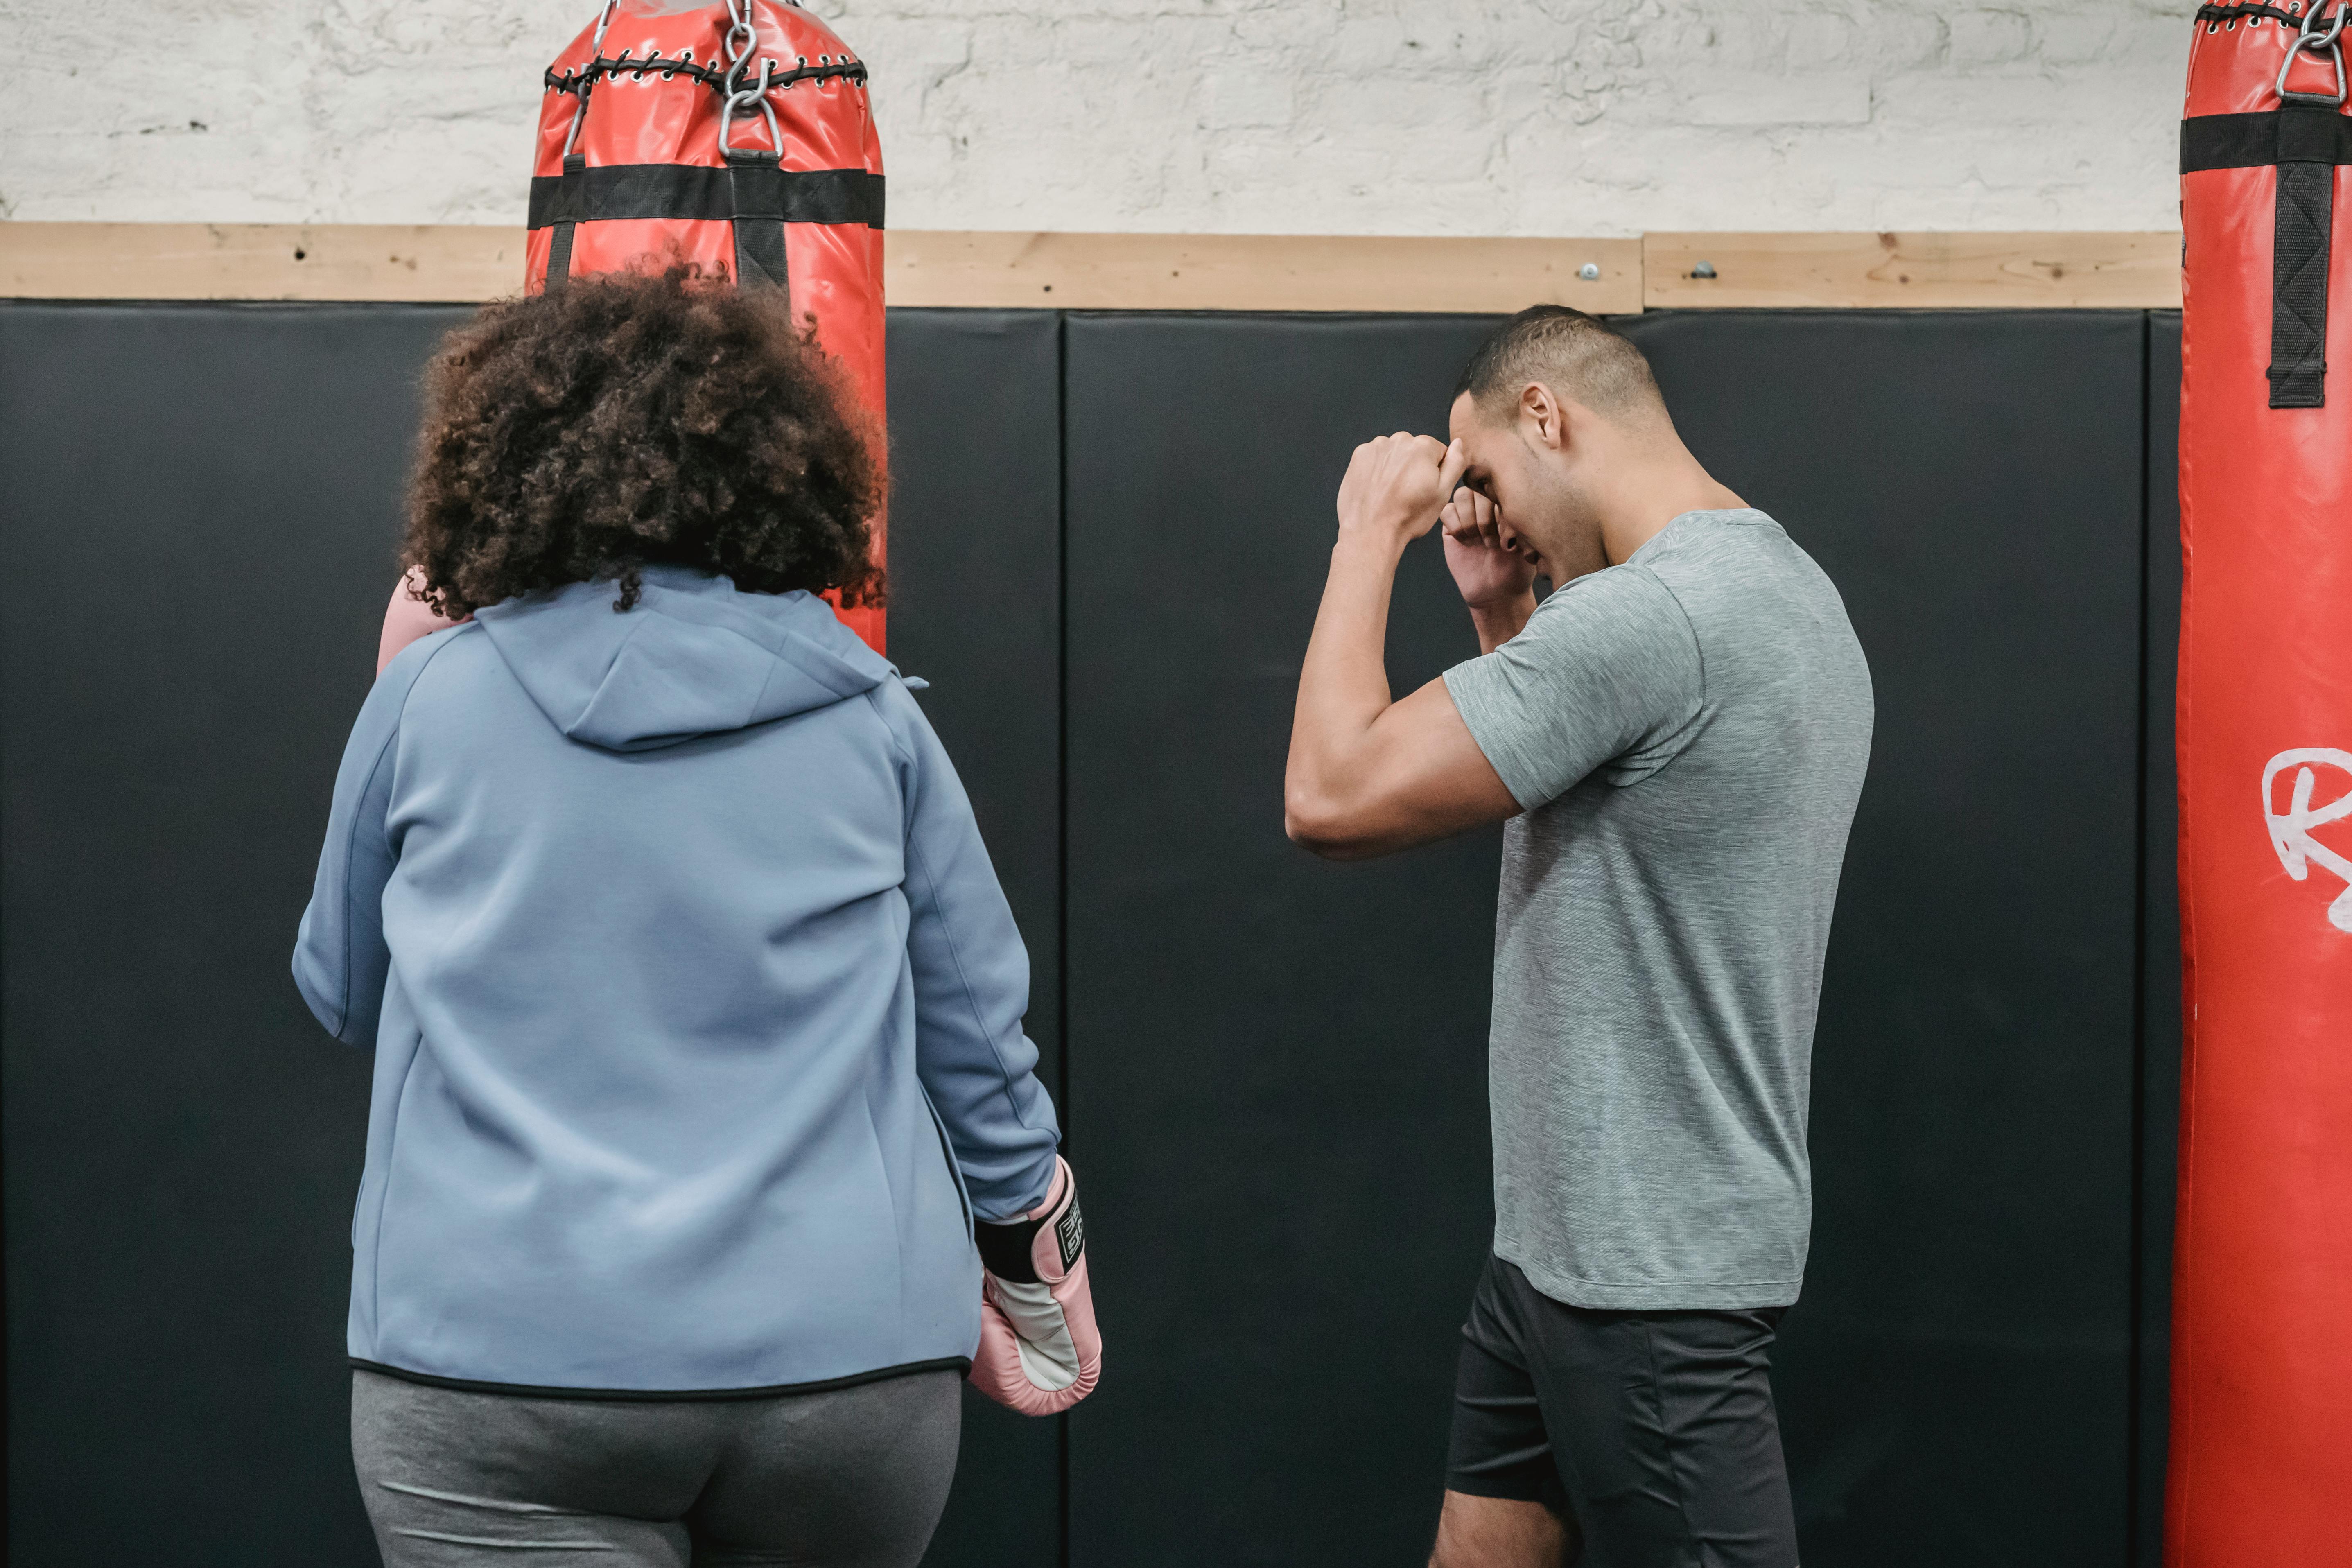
{"left": 530, "top": 0, "right": 887, "bottom": 652}
{"left": 2172, "top": 4, "right": 2352, "bottom": 1560}
{"left": 376, "top": 1, "right": 886, "bottom": 668}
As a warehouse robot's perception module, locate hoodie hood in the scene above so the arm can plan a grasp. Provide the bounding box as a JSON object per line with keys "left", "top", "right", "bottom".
{"left": 473, "top": 567, "right": 894, "bottom": 752}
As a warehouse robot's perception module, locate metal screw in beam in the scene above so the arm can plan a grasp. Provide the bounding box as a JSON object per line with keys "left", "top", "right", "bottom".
{"left": 1578, "top": 262, "right": 1601, "bottom": 280}
{"left": 1691, "top": 260, "right": 1718, "bottom": 279}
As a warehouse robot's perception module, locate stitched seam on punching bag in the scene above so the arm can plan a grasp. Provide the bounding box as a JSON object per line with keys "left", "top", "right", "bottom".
{"left": 2193, "top": 1, "right": 2308, "bottom": 24}
{"left": 544, "top": 52, "right": 868, "bottom": 98}
{"left": 2270, "top": 158, "right": 2333, "bottom": 407}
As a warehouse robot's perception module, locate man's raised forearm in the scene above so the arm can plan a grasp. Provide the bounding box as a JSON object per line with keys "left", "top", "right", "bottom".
{"left": 1286, "top": 431, "right": 1468, "bottom": 850}
{"left": 1467, "top": 591, "right": 1536, "bottom": 656}
{"left": 1287, "top": 529, "right": 1407, "bottom": 820}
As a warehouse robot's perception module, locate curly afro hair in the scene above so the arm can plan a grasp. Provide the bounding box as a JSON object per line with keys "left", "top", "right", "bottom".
{"left": 402, "top": 267, "right": 883, "bottom": 619}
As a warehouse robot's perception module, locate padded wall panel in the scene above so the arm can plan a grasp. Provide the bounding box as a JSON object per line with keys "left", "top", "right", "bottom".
{"left": 1615, "top": 311, "right": 2146, "bottom": 1566}
{"left": 2136, "top": 311, "right": 2183, "bottom": 1568}
{"left": 0, "top": 303, "right": 1068, "bottom": 1568}
{"left": 1061, "top": 309, "right": 2149, "bottom": 1568}
{"left": 1062, "top": 314, "right": 1504, "bottom": 1568}
{"left": 1, "top": 302, "right": 470, "bottom": 1567}
{"left": 883, "top": 309, "right": 1066, "bottom": 1568}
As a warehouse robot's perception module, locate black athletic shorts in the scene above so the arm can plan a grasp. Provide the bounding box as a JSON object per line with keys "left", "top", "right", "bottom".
{"left": 1445, "top": 1251, "right": 1798, "bottom": 1567}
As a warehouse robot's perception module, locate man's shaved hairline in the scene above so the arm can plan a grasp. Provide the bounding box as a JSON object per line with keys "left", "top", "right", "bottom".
{"left": 1455, "top": 305, "right": 1668, "bottom": 428}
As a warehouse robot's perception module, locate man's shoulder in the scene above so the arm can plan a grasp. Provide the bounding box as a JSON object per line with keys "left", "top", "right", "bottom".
{"left": 1642, "top": 512, "right": 1849, "bottom": 627}
{"left": 1638, "top": 514, "right": 1871, "bottom": 737}
{"left": 1535, "top": 553, "right": 1691, "bottom": 628}
{"left": 1635, "top": 509, "right": 1797, "bottom": 577}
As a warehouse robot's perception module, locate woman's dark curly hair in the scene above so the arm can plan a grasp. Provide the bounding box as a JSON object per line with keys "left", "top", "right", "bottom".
{"left": 403, "top": 267, "right": 883, "bottom": 618}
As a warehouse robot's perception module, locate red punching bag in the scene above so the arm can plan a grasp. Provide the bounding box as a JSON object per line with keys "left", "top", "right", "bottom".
{"left": 530, "top": 0, "right": 887, "bottom": 653}
{"left": 2173, "top": 3, "right": 2352, "bottom": 1559}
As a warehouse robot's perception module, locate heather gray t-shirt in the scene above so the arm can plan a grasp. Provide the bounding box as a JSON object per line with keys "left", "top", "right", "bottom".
{"left": 1443, "top": 509, "right": 1873, "bottom": 1311}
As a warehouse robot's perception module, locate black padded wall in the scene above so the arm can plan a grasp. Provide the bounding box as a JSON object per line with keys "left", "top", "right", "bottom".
{"left": 1060, "top": 315, "right": 1506, "bottom": 1568}
{"left": 1615, "top": 312, "right": 2147, "bottom": 1565}
{"left": 4, "top": 302, "right": 2184, "bottom": 1568}
{"left": 1, "top": 302, "right": 469, "bottom": 1566}
{"left": 2135, "top": 312, "right": 2184, "bottom": 1568}
{"left": 1060, "top": 310, "right": 2154, "bottom": 1568}
{"left": 882, "top": 309, "right": 1068, "bottom": 1568}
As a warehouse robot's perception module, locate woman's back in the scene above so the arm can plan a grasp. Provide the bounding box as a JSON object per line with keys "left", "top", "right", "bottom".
{"left": 302, "top": 569, "right": 1046, "bottom": 1392}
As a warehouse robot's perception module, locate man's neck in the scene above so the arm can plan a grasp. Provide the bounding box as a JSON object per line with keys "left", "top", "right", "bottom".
{"left": 1592, "top": 453, "right": 1746, "bottom": 566}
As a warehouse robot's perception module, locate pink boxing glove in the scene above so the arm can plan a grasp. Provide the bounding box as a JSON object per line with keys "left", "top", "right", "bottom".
{"left": 969, "top": 1156, "right": 1100, "bottom": 1416}
{"left": 377, "top": 568, "right": 464, "bottom": 675}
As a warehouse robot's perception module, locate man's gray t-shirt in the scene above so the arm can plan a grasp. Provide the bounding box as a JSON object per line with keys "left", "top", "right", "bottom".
{"left": 1442, "top": 509, "right": 1873, "bottom": 1311}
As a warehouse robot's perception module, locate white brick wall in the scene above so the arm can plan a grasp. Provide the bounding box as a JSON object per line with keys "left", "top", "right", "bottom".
{"left": 0, "top": 1, "right": 2198, "bottom": 234}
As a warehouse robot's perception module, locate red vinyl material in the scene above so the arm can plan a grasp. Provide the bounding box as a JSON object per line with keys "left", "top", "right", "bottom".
{"left": 2172, "top": 7, "right": 2352, "bottom": 1561}
{"left": 529, "top": 1, "right": 886, "bottom": 653}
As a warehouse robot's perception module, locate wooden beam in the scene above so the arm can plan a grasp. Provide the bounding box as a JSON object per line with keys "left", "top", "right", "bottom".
{"left": 2, "top": 223, "right": 2189, "bottom": 312}
{"left": 883, "top": 231, "right": 1643, "bottom": 314}
{"left": 1643, "top": 231, "right": 2183, "bottom": 310}
{"left": 0, "top": 223, "right": 526, "bottom": 303}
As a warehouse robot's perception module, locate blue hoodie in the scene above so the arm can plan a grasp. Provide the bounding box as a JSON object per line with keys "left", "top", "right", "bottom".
{"left": 294, "top": 567, "right": 1061, "bottom": 1394}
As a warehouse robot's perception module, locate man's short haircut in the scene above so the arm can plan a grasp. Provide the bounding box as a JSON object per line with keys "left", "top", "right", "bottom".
{"left": 1454, "top": 305, "right": 1665, "bottom": 424}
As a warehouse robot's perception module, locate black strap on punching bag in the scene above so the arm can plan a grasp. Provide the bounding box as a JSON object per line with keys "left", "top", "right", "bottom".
{"left": 545, "top": 153, "right": 587, "bottom": 294}
{"left": 724, "top": 149, "right": 791, "bottom": 295}
{"left": 523, "top": 162, "right": 883, "bottom": 291}
{"left": 2268, "top": 1, "right": 2345, "bottom": 406}
{"left": 2271, "top": 105, "right": 2338, "bottom": 407}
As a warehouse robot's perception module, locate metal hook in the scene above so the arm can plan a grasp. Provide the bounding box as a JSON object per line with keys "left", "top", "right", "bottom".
{"left": 2278, "top": 0, "right": 2350, "bottom": 104}
{"left": 720, "top": 57, "right": 781, "bottom": 154}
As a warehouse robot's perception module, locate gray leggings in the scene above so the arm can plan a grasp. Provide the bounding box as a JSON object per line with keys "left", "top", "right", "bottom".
{"left": 351, "top": 1367, "right": 961, "bottom": 1567}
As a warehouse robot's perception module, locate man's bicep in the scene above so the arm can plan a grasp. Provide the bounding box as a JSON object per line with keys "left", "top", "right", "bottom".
{"left": 1340, "top": 678, "right": 1520, "bottom": 855}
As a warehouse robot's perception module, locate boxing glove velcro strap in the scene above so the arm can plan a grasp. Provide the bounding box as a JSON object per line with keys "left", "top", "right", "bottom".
{"left": 975, "top": 1188, "right": 1082, "bottom": 1284}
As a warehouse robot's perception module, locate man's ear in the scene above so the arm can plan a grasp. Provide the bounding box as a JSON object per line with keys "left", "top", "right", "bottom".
{"left": 1519, "top": 382, "right": 1566, "bottom": 451}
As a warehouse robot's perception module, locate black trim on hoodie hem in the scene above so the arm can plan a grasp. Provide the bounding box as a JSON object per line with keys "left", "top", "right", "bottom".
{"left": 350, "top": 1356, "right": 971, "bottom": 1403}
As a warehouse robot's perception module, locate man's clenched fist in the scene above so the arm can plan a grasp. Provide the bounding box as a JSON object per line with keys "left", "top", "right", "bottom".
{"left": 1335, "top": 432, "right": 1469, "bottom": 546}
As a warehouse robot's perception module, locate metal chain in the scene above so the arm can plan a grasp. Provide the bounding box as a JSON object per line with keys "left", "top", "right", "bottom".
{"left": 723, "top": 0, "right": 757, "bottom": 93}
{"left": 560, "top": 1, "right": 621, "bottom": 159}
{"left": 719, "top": 0, "right": 781, "bottom": 154}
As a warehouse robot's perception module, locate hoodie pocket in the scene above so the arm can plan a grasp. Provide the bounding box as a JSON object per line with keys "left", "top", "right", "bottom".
{"left": 917, "top": 1086, "right": 974, "bottom": 1241}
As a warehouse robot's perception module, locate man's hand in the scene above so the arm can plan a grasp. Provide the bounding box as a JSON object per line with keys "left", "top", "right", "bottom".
{"left": 1336, "top": 432, "right": 1469, "bottom": 547}
{"left": 1439, "top": 485, "right": 1538, "bottom": 610}
{"left": 1439, "top": 484, "right": 1540, "bottom": 654}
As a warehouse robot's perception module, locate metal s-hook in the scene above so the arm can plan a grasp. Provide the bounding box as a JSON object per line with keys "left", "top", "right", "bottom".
{"left": 2277, "top": 0, "right": 2350, "bottom": 105}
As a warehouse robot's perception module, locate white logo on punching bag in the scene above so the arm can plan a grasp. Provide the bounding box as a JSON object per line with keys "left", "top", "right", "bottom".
{"left": 2264, "top": 749, "right": 2352, "bottom": 933}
